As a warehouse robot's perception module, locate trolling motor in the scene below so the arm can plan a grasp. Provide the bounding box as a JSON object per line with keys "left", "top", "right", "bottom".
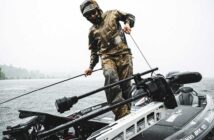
{"left": 38, "top": 68, "right": 181, "bottom": 139}
{"left": 55, "top": 72, "right": 202, "bottom": 113}
{"left": 55, "top": 68, "right": 159, "bottom": 113}
{"left": 56, "top": 71, "right": 196, "bottom": 114}
{"left": 55, "top": 67, "right": 186, "bottom": 114}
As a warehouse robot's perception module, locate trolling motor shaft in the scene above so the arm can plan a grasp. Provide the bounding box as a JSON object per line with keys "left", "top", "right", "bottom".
{"left": 55, "top": 67, "right": 159, "bottom": 113}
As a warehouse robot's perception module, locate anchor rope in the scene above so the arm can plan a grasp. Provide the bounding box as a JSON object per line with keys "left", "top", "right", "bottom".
{"left": 129, "top": 34, "right": 153, "bottom": 70}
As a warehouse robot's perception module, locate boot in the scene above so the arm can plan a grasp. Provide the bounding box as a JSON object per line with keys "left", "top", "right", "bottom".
{"left": 113, "top": 104, "right": 130, "bottom": 121}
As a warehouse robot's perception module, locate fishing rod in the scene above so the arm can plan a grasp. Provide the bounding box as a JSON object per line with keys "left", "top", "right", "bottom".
{"left": 55, "top": 67, "right": 158, "bottom": 113}
{"left": 0, "top": 68, "right": 102, "bottom": 105}
{"left": 129, "top": 34, "right": 154, "bottom": 70}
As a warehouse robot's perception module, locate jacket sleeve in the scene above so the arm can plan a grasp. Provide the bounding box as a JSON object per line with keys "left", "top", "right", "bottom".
{"left": 88, "top": 31, "right": 99, "bottom": 70}
{"left": 89, "top": 49, "right": 99, "bottom": 70}
{"left": 115, "top": 10, "right": 135, "bottom": 28}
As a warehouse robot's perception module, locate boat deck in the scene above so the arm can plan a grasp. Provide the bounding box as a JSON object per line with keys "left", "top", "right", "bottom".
{"left": 132, "top": 105, "right": 203, "bottom": 140}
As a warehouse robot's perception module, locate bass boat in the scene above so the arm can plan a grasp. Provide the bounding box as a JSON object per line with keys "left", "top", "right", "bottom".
{"left": 2, "top": 68, "right": 214, "bottom": 140}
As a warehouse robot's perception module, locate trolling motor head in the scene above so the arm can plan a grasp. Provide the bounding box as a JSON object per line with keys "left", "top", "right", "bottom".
{"left": 166, "top": 71, "right": 202, "bottom": 85}
{"left": 166, "top": 71, "right": 202, "bottom": 94}
{"left": 55, "top": 96, "right": 78, "bottom": 113}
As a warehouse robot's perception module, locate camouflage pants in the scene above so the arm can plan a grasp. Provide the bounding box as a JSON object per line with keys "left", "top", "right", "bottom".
{"left": 101, "top": 53, "right": 133, "bottom": 120}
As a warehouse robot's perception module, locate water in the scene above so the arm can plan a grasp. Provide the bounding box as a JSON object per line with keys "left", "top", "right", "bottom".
{"left": 0, "top": 77, "right": 106, "bottom": 138}
{"left": 0, "top": 77, "right": 214, "bottom": 138}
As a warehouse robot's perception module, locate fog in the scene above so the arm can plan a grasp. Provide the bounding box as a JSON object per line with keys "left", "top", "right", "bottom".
{"left": 0, "top": 0, "right": 214, "bottom": 77}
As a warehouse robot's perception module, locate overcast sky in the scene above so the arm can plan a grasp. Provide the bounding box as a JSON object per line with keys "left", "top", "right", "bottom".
{"left": 0, "top": 0, "right": 214, "bottom": 77}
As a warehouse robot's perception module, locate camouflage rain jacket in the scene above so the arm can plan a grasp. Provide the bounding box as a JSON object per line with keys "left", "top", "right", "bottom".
{"left": 88, "top": 10, "right": 135, "bottom": 69}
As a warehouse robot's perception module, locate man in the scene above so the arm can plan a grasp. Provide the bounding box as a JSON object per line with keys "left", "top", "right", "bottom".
{"left": 80, "top": 0, "right": 135, "bottom": 120}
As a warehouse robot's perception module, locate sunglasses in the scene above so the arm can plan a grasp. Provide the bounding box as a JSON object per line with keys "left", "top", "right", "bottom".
{"left": 84, "top": 10, "right": 97, "bottom": 18}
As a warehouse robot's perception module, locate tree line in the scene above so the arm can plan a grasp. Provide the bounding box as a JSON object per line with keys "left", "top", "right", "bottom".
{"left": 0, "top": 65, "right": 46, "bottom": 79}
{"left": 0, "top": 67, "right": 6, "bottom": 79}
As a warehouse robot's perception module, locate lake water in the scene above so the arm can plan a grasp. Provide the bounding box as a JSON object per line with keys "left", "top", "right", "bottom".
{"left": 0, "top": 77, "right": 214, "bottom": 138}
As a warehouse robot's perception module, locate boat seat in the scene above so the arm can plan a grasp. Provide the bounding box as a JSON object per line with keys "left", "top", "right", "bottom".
{"left": 175, "top": 87, "right": 199, "bottom": 107}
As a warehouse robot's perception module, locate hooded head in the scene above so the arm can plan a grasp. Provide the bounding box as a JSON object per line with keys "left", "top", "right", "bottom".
{"left": 80, "top": 0, "right": 103, "bottom": 25}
